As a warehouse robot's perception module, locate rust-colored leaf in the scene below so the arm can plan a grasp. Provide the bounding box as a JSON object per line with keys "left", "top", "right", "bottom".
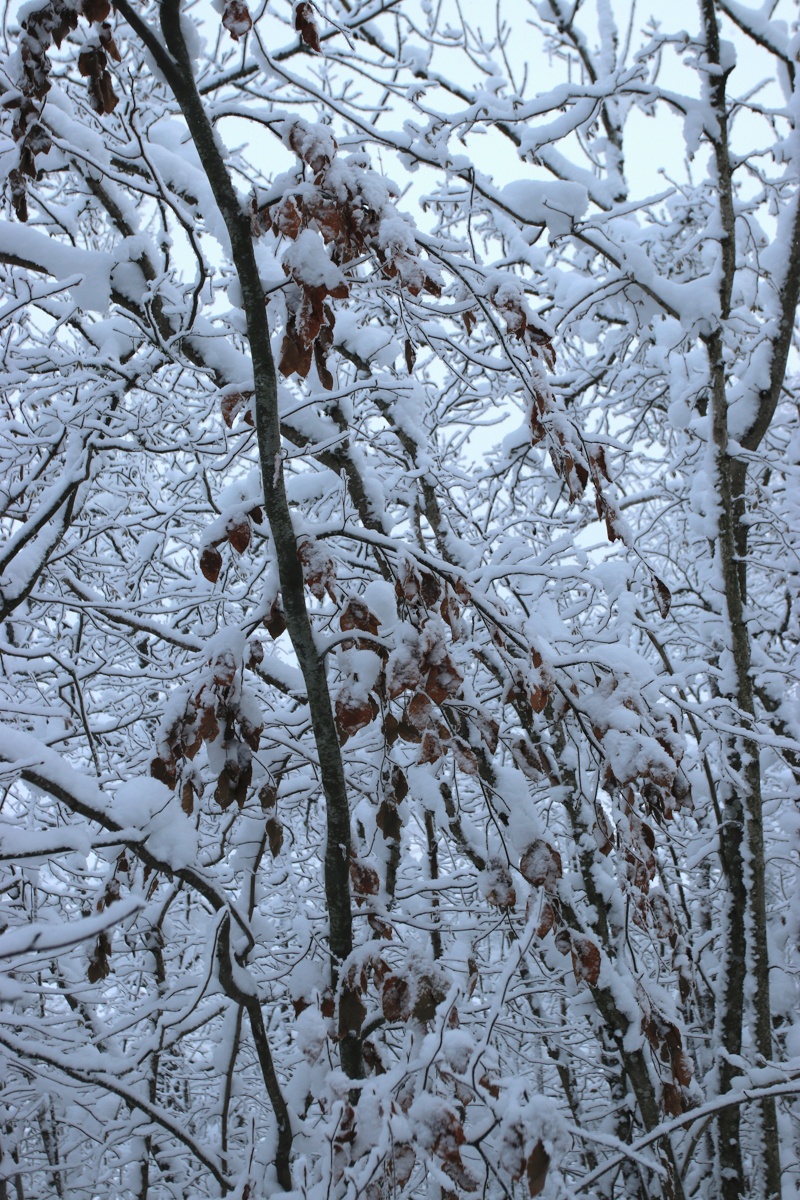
{"left": 571, "top": 934, "right": 601, "bottom": 986}
{"left": 661, "top": 1082, "right": 684, "bottom": 1117}
{"left": 226, "top": 515, "right": 251, "bottom": 554}
{"left": 536, "top": 899, "right": 557, "bottom": 939}
{"left": 418, "top": 730, "right": 443, "bottom": 764}
{"left": 338, "top": 982, "right": 366, "bottom": 1039}
{"left": 519, "top": 839, "right": 562, "bottom": 891}
{"left": 200, "top": 546, "right": 222, "bottom": 583}
{"left": 266, "top": 815, "right": 283, "bottom": 857}
{"left": 181, "top": 779, "right": 194, "bottom": 816}
{"left": 391, "top": 1144, "right": 415, "bottom": 1188}
{"left": 651, "top": 569, "right": 672, "bottom": 619}
{"left": 263, "top": 599, "right": 287, "bottom": 640}
{"left": 294, "top": 0, "right": 321, "bottom": 52}
{"left": 272, "top": 193, "right": 303, "bottom": 239}
{"left": 382, "top": 973, "right": 411, "bottom": 1022}
{"left": 526, "top": 1142, "right": 550, "bottom": 1198}
{"left": 279, "top": 326, "right": 313, "bottom": 379}
{"left": 481, "top": 859, "right": 516, "bottom": 908}
{"left": 150, "top": 754, "right": 177, "bottom": 790}
{"left": 197, "top": 705, "right": 219, "bottom": 743}
{"left": 335, "top": 689, "right": 377, "bottom": 740}
{"left": 340, "top": 597, "right": 379, "bottom": 636}
{"left": 350, "top": 858, "right": 380, "bottom": 898}
{"left": 404, "top": 338, "right": 416, "bottom": 374}
{"left": 80, "top": 0, "right": 111, "bottom": 21}
{"left": 297, "top": 536, "right": 336, "bottom": 600}
{"left": 376, "top": 798, "right": 402, "bottom": 842}
{"left": 87, "top": 930, "right": 112, "bottom": 983}
{"left": 222, "top": 0, "right": 252, "bottom": 39}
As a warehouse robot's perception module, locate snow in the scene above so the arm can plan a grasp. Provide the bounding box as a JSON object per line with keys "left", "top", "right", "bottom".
{"left": 501, "top": 179, "right": 588, "bottom": 237}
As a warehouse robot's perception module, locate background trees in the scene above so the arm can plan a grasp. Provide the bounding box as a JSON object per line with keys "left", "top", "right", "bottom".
{"left": 0, "top": 0, "right": 799, "bottom": 1197}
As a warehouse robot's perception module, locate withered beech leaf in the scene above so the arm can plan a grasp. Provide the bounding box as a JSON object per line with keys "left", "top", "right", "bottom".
{"left": 570, "top": 934, "right": 601, "bottom": 986}
{"left": 181, "top": 779, "right": 194, "bottom": 816}
{"left": 294, "top": 1, "right": 321, "bottom": 53}
{"left": 526, "top": 1142, "right": 551, "bottom": 1198}
{"left": 80, "top": 0, "right": 111, "bottom": 21}
{"left": 519, "top": 839, "right": 562, "bottom": 891}
{"left": 226, "top": 515, "right": 251, "bottom": 554}
{"left": 340, "top": 597, "right": 379, "bottom": 636}
{"left": 650, "top": 569, "right": 672, "bottom": 619}
{"left": 266, "top": 816, "right": 283, "bottom": 857}
{"left": 222, "top": 0, "right": 252, "bottom": 40}
{"left": 404, "top": 338, "right": 416, "bottom": 374}
{"left": 200, "top": 546, "right": 222, "bottom": 583}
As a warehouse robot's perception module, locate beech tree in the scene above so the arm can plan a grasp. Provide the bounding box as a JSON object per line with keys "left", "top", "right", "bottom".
{"left": 0, "top": 0, "right": 799, "bottom": 1197}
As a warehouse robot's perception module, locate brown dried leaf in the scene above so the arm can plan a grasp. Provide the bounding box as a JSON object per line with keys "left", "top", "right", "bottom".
{"left": 181, "top": 779, "right": 194, "bottom": 816}
{"left": 297, "top": 536, "right": 336, "bottom": 601}
{"left": 418, "top": 730, "right": 443, "bottom": 764}
{"left": 340, "top": 597, "right": 380, "bottom": 636}
{"left": 222, "top": 0, "right": 252, "bottom": 39}
{"left": 536, "top": 899, "right": 557, "bottom": 939}
{"left": 376, "top": 799, "right": 402, "bottom": 843}
{"left": 526, "top": 1142, "right": 550, "bottom": 1198}
{"left": 263, "top": 599, "right": 287, "bottom": 640}
{"left": 80, "top": 0, "right": 111, "bottom": 21}
{"left": 519, "top": 839, "right": 562, "bottom": 891}
{"left": 338, "top": 983, "right": 366, "bottom": 1039}
{"left": 335, "top": 689, "right": 377, "bottom": 740}
{"left": 266, "top": 816, "right": 284, "bottom": 857}
{"left": 227, "top": 515, "right": 251, "bottom": 554}
{"left": 87, "top": 930, "right": 112, "bottom": 983}
{"left": 404, "top": 338, "right": 416, "bottom": 374}
{"left": 200, "top": 546, "right": 222, "bottom": 583}
{"left": 294, "top": 0, "right": 321, "bottom": 52}
{"left": 350, "top": 858, "right": 380, "bottom": 898}
{"left": 221, "top": 390, "right": 249, "bottom": 428}
{"left": 481, "top": 859, "right": 516, "bottom": 909}
{"left": 651, "top": 569, "right": 672, "bottom": 619}
{"left": 382, "top": 973, "right": 411, "bottom": 1022}
{"left": 279, "top": 325, "right": 313, "bottom": 379}
{"left": 662, "top": 1082, "right": 684, "bottom": 1117}
{"left": 570, "top": 934, "right": 601, "bottom": 986}
{"left": 150, "top": 754, "right": 177, "bottom": 790}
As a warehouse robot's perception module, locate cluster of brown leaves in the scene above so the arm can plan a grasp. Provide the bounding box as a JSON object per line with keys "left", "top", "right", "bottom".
{"left": 643, "top": 1004, "right": 695, "bottom": 1117}
{"left": 252, "top": 118, "right": 441, "bottom": 388}
{"left": 86, "top": 855, "right": 127, "bottom": 983}
{"left": 199, "top": 503, "right": 263, "bottom": 583}
{"left": 511, "top": 836, "right": 604, "bottom": 987}
{"left": 150, "top": 645, "right": 263, "bottom": 815}
{"left": 9, "top": 0, "right": 119, "bottom": 220}
{"left": 502, "top": 1123, "right": 552, "bottom": 1199}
